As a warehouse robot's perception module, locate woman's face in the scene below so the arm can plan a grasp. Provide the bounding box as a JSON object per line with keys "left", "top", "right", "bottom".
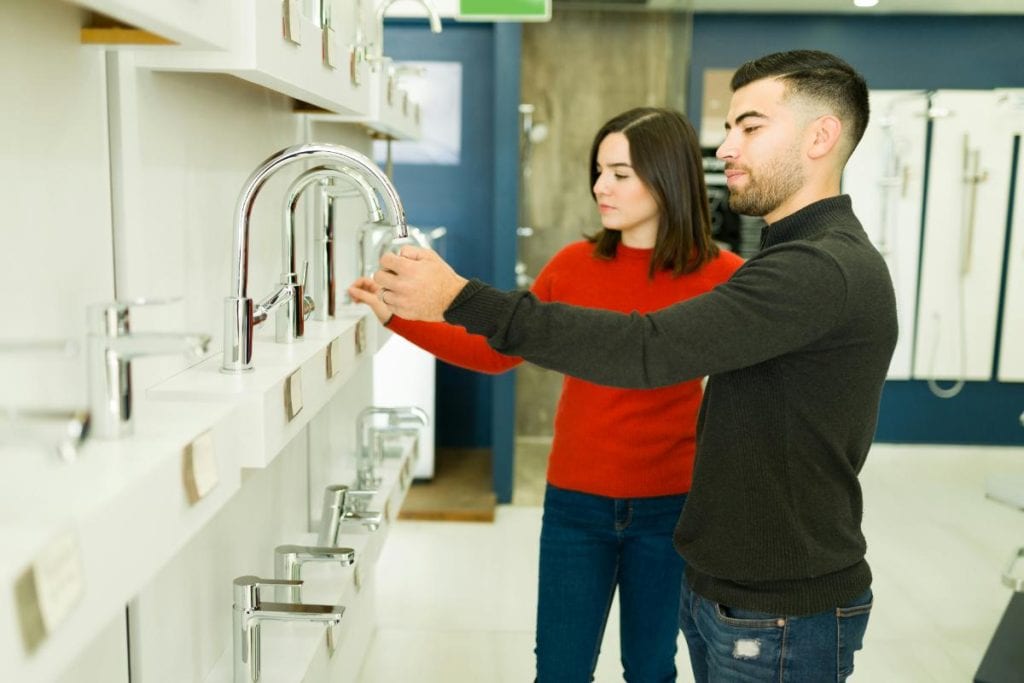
{"left": 592, "top": 132, "right": 660, "bottom": 248}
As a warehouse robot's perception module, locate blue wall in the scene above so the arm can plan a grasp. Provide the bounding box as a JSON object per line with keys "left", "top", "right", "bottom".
{"left": 690, "top": 13, "right": 1024, "bottom": 445}
{"left": 383, "top": 21, "right": 521, "bottom": 499}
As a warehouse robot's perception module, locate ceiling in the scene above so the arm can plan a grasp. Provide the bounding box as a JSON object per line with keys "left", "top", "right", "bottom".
{"left": 691, "top": 0, "right": 1024, "bottom": 12}
{"left": 554, "top": 0, "right": 1024, "bottom": 14}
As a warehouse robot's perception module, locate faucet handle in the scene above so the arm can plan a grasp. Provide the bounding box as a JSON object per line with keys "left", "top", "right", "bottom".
{"left": 88, "top": 297, "right": 181, "bottom": 335}
{"left": 275, "top": 544, "right": 356, "bottom": 562}
{"left": 233, "top": 575, "right": 303, "bottom": 609}
{"left": 253, "top": 284, "right": 294, "bottom": 325}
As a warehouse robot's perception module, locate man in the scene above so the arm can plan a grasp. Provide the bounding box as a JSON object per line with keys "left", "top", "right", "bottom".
{"left": 370, "top": 50, "right": 897, "bottom": 681}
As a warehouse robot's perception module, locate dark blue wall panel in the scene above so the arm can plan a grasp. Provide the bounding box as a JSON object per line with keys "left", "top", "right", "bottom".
{"left": 384, "top": 21, "right": 497, "bottom": 450}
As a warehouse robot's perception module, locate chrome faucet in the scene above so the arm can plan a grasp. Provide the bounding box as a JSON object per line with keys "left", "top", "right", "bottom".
{"left": 232, "top": 575, "right": 344, "bottom": 683}
{"left": 273, "top": 544, "right": 355, "bottom": 602}
{"left": 317, "top": 484, "right": 382, "bottom": 546}
{"left": 0, "top": 340, "right": 90, "bottom": 461}
{"left": 283, "top": 165, "right": 386, "bottom": 323}
{"left": 224, "top": 143, "right": 408, "bottom": 372}
{"left": 0, "top": 407, "right": 90, "bottom": 462}
{"left": 369, "top": 0, "right": 442, "bottom": 71}
{"left": 355, "top": 406, "right": 429, "bottom": 488}
{"left": 87, "top": 300, "right": 210, "bottom": 439}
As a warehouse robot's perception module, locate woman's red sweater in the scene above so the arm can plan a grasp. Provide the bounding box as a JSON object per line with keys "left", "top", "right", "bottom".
{"left": 387, "top": 240, "right": 743, "bottom": 498}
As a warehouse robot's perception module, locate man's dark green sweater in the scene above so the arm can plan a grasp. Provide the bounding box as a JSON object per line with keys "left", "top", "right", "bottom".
{"left": 445, "top": 195, "right": 898, "bottom": 615}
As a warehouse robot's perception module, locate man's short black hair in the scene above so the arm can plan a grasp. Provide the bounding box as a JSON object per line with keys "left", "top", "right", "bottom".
{"left": 731, "top": 50, "right": 870, "bottom": 153}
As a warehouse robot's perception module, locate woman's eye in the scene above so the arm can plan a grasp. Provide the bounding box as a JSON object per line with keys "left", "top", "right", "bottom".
{"left": 614, "top": 173, "right": 628, "bottom": 180}
{"left": 743, "top": 126, "right": 761, "bottom": 134}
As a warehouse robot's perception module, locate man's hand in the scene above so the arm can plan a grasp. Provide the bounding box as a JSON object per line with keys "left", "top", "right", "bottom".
{"left": 372, "top": 246, "right": 469, "bottom": 322}
{"left": 347, "top": 277, "right": 392, "bottom": 324}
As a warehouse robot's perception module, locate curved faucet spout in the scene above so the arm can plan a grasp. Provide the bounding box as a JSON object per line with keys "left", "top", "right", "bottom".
{"left": 230, "top": 143, "right": 407, "bottom": 301}
{"left": 373, "top": 0, "right": 442, "bottom": 63}
{"left": 224, "top": 144, "right": 408, "bottom": 372}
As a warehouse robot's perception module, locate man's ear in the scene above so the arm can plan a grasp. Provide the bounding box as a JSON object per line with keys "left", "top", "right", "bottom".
{"left": 807, "top": 115, "right": 843, "bottom": 160}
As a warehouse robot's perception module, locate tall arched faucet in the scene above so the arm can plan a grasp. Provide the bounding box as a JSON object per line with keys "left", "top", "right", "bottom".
{"left": 283, "top": 165, "right": 385, "bottom": 326}
{"left": 224, "top": 143, "right": 408, "bottom": 373}
{"left": 370, "top": 0, "right": 442, "bottom": 70}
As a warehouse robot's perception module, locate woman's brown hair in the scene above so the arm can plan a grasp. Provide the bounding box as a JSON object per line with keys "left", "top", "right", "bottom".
{"left": 588, "top": 107, "right": 718, "bottom": 277}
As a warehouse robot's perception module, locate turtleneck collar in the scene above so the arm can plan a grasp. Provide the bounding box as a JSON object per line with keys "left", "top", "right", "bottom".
{"left": 759, "top": 195, "right": 854, "bottom": 250}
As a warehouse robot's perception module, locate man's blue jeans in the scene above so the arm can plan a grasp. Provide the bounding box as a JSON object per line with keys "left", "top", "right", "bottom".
{"left": 535, "top": 484, "right": 687, "bottom": 683}
{"left": 679, "top": 575, "right": 873, "bottom": 682}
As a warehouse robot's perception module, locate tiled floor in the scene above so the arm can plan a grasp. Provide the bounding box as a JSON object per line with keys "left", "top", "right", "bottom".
{"left": 358, "top": 445, "right": 1024, "bottom": 682}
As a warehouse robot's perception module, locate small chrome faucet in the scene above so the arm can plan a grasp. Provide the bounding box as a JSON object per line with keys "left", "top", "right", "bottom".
{"left": 355, "top": 406, "right": 429, "bottom": 488}
{"left": 282, "top": 165, "right": 387, "bottom": 323}
{"left": 369, "top": 0, "right": 442, "bottom": 71}
{"left": 317, "top": 484, "right": 382, "bottom": 546}
{"left": 273, "top": 544, "right": 355, "bottom": 602}
{"left": 0, "top": 407, "right": 90, "bottom": 462}
{"left": 0, "top": 340, "right": 90, "bottom": 461}
{"left": 232, "top": 575, "right": 344, "bottom": 683}
{"left": 87, "top": 300, "right": 210, "bottom": 439}
{"left": 224, "top": 143, "right": 408, "bottom": 372}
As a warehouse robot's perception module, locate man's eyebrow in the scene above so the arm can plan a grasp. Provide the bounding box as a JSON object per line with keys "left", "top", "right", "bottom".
{"left": 724, "top": 110, "right": 768, "bottom": 130}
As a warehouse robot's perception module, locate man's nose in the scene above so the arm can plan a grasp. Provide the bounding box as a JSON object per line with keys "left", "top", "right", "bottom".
{"left": 716, "top": 133, "right": 737, "bottom": 160}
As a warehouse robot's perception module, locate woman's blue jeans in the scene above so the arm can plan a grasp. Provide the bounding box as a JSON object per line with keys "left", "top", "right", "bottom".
{"left": 535, "top": 483, "right": 687, "bottom": 683}
{"left": 679, "top": 576, "right": 873, "bottom": 682}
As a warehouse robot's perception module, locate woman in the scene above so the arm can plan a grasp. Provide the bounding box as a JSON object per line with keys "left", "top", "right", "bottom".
{"left": 350, "top": 107, "right": 743, "bottom": 682}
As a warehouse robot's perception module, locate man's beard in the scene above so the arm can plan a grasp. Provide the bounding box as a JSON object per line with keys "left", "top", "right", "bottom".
{"left": 727, "top": 151, "right": 805, "bottom": 218}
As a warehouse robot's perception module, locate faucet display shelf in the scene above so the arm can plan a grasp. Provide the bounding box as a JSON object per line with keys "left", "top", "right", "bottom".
{"left": 72, "top": 0, "right": 235, "bottom": 50}
{"left": 131, "top": 0, "right": 374, "bottom": 119}
{"left": 150, "top": 312, "right": 381, "bottom": 469}
{"left": 0, "top": 397, "right": 249, "bottom": 683}
{"left": 297, "top": 75, "right": 422, "bottom": 141}
{"left": 198, "top": 435, "right": 417, "bottom": 683}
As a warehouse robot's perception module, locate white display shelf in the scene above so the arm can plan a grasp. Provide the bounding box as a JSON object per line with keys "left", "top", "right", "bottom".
{"left": 299, "top": 73, "right": 422, "bottom": 141}
{"left": 131, "top": 0, "right": 373, "bottom": 118}
{"left": 72, "top": 0, "right": 237, "bottom": 49}
{"left": 148, "top": 310, "right": 382, "bottom": 468}
{"left": 200, "top": 436, "right": 415, "bottom": 683}
{"left": 0, "top": 396, "right": 250, "bottom": 683}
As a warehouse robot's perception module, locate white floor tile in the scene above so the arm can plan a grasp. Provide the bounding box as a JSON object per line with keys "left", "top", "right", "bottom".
{"left": 360, "top": 444, "right": 1024, "bottom": 682}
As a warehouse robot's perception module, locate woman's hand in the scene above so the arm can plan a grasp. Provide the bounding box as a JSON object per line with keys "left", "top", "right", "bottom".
{"left": 347, "top": 277, "right": 393, "bottom": 324}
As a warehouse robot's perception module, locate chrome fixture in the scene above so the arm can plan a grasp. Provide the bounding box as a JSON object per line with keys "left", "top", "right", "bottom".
{"left": 355, "top": 406, "right": 428, "bottom": 487}
{"left": 0, "top": 340, "right": 89, "bottom": 461}
{"left": 87, "top": 300, "right": 210, "bottom": 439}
{"left": 224, "top": 143, "right": 408, "bottom": 372}
{"left": 0, "top": 408, "right": 90, "bottom": 463}
{"left": 282, "top": 165, "right": 386, "bottom": 322}
{"left": 232, "top": 575, "right": 344, "bottom": 683}
{"left": 274, "top": 544, "right": 356, "bottom": 602}
{"left": 369, "top": 0, "right": 442, "bottom": 71}
{"left": 317, "top": 484, "right": 382, "bottom": 546}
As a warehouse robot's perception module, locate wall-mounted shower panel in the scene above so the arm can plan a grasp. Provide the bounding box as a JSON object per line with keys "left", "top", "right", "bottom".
{"left": 913, "top": 90, "right": 1016, "bottom": 382}
{"left": 996, "top": 91, "right": 1024, "bottom": 382}
{"left": 845, "top": 90, "right": 928, "bottom": 379}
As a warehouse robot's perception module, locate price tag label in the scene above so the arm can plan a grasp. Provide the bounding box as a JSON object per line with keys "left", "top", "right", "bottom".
{"left": 355, "top": 318, "right": 367, "bottom": 355}
{"left": 183, "top": 431, "right": 218, "bottom": 504}
{"left": 285, "top": 369, "right": 304, "bottom": 421}
{"left": 14, "top": 532, "right": 84, "bottom": 654}
{"left": 284, "top": 0, "right": 302, "bottom": 45}
{"left": 325, "top": 337, "right": 343, "bottom": 379}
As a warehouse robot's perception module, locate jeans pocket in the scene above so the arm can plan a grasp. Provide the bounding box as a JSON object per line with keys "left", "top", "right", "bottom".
{"left": 836, "top": 592, "right": 872, "bottom": 678}
{"left": 713, "top": 602, "right": 786, "bottom": 629}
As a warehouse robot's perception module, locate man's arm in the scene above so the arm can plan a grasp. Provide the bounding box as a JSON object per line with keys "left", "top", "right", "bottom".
{"left": 375, "top": 245, "right": 847, "bottom": 389}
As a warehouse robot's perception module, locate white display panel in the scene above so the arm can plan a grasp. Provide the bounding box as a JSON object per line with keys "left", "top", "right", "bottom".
{"left": 845, "top": 90, "right": 929, "bottom": 379}
{"left": 996, "top": 91, "right": 1024, "bottom": 381}
{"left": 913, "top": 91, "right": 1017, "bottom": 382}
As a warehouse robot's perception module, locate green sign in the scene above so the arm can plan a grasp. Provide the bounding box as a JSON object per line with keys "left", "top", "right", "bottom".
{"left": 458, "top": 0, "right": 551, "bottom": 21}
